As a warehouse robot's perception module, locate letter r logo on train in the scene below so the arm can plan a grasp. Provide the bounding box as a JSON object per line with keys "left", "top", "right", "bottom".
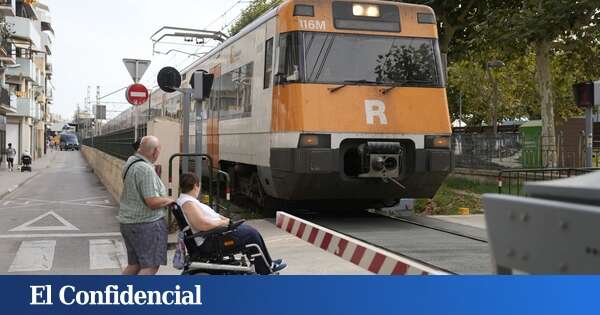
{"left": 365, "top": 100, "right": 388, "bottom": 125}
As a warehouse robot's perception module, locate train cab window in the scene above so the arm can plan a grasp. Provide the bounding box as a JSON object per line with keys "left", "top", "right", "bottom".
{"left": 276, "top": 31, "right": 443, "bottom": 87}
{"left": 276, "top": 32, "right": 301, "bottom": 84}
{"left": 294, "top": 5, "right": 314, "bottom": 17}
{"left": 264, "top": 38, "right": 274, "bottom": 89}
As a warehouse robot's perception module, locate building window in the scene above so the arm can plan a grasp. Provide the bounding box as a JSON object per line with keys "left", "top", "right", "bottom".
{"left": 264, "top": 38, "right": 274, "bottom": 89}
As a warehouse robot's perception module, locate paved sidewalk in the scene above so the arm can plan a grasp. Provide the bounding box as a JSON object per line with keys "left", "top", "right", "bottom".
{"left": 432, "top": 214, "right": 486, "bottom": 229}
{"left": 158, "top": 219, "right": 370, "bottom": 275}
{"left": 0, "top": 150, "right": 59, "bottom": 200}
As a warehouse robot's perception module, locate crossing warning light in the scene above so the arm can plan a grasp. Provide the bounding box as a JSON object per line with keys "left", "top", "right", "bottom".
{"left": 573, "top": 81, "right": 600, "bottom": 108}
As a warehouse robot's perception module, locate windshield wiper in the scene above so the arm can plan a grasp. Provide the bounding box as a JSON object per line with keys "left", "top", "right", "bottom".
{"left": 328, "top": 80, "right": 379, "bottom": 93}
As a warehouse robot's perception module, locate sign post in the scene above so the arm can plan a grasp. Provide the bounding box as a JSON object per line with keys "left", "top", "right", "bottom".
{"left": 573, "top": 81, "right": 599, "bottom": 167}
{"left": 125, "top": 83, "right": 150, "bottom": 140}
{"left": 123, "top": 59, "right": 151, "bottom": 140}
{"left": 157, "top": 67, "right": 214, "bottom": 179}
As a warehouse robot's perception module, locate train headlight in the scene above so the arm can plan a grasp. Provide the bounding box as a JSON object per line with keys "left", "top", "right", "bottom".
{"left": 425, "top": 135, "right": 450, "bottom": 149}
{"left": 352, "top": 4, "right": 380, "bottom": 17}
{"left": 384, "top": 157, "right": 398, "bottom": 171}
{"left": 371, "top": 156, "right": 385, "bottom": 172}
{"left": 299, "top": 134, "right": 331, "bottom": 148}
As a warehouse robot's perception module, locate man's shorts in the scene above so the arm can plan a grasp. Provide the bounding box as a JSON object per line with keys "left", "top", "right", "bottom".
{"left": 7, "top": 158, "right": 13, "bottom": 163}
{"left": 120, "top": 219, "right": 168, "bottom": 268}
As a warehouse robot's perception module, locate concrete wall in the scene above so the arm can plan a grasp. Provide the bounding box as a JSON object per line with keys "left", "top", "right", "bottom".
{"left": 82, "top": 118, "right": 182, "bottom": 202}
{"left": 147, "top": 118, "right": 181, "bottom": 197}
{"left": 81, "top": 145, "right": 125, "bottom": 202}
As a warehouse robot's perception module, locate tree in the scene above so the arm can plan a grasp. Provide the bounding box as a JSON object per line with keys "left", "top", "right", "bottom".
{"left": 229, "top": 0, "right": 283, "bottom": 36}
{"left": 401, "top": 0, "right": 520, "bottom": 62}
{"left": 487, "top": 0, "right": 600, "bottom": 166}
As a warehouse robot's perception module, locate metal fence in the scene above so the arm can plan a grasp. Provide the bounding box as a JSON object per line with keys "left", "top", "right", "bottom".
{"left": 453, "top": 133, "right": 600, "bottom": 170}
{"left": 453, "top": 133, "right": 522, "bottom": 170}
{"left": 82, "top": 124, "right": 147, "bottom": 160}
{"left": 497, "top": 168, "right": 599, "bottom": 196}
{"left": 101, "top": 101, "right": 186, "bottom": 135}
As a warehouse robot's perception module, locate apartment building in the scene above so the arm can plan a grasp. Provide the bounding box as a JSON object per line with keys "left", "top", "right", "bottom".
{"left": 0, "top": 0, "right": 54, "bottom": 162}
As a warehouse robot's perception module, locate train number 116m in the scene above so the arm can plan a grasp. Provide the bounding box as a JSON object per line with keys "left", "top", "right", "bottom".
{"left": 298, "top": 19, "right": 327, "bottom": 31}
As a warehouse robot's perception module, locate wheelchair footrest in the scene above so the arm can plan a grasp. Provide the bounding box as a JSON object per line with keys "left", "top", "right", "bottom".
{"left": 187, "top": 262, "right": 254, "bottom": 273}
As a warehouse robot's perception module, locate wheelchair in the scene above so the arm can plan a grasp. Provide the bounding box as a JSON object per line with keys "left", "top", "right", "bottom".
{"left": 168, "top": 203, "right": 277, "bottom": 275}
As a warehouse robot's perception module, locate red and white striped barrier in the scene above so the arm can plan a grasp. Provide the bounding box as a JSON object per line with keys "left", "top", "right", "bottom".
{"left": 276, "top": 212, "right": 449, "bottom": 275}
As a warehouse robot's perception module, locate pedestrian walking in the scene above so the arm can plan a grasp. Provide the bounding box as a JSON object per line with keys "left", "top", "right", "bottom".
{"left": 118, "top": 136, "right": 174, "bottom": 275}
{"left": 6, "top": 143, "right": 16, "bottom": 172}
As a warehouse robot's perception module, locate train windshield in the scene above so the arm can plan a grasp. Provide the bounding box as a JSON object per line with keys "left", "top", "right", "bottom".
{"left": 278, "top": 32, "right": 444, "bottom": 87}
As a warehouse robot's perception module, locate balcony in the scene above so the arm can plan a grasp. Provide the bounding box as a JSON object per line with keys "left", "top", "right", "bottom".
{"left": 13, "top": 97, "right": 35, "bottom": 118}
{"left": 5, "top": 16, "right": 42, "bottom": 50}
{"left": 0, "top": 0, "right": 15, "bottom": 16}
{"left": 6, "top": 57, "right": 39, "bottom": 82}
{"left": 42, "top": 32, "right": 52, "bottom": 54}
{"left": 0, "top": 41, "right": 16, "bottom": 65}
{"left": 0, "top": 87, "right": 16, "bottom": 114}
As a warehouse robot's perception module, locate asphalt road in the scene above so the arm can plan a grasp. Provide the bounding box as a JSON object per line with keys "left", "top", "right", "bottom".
{"left": 0, "top": 151, "right": 124, "bottom": 275}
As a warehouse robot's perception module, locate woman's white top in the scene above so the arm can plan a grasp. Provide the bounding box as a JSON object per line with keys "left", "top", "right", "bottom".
{"left": 176, "top": 193, "right": 221, "bottom": 246}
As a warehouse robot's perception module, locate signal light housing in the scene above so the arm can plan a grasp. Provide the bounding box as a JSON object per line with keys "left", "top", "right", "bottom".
{"left": 573, "top": 81, "right": 600, "bottom": 108}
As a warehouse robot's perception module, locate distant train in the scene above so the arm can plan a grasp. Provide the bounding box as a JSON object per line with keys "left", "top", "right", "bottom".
{"left": 154, "top": 0, "right": 452, "bottom": 209}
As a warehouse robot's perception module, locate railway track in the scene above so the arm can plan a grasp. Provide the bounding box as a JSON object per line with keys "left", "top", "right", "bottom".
{"left": 291, "top": 210, "right": 493, "bottom": 275}
{"left": 223, "top": 192, "right": 492, "bottom": 274}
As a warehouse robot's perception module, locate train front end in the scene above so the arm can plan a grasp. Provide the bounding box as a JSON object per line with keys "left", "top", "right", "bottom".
{"left": 267, "top": 0, "right": 452, "bottom": 208}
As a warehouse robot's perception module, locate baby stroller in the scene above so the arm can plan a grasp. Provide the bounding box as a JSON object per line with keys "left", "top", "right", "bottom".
{"left": 21, "top": 152, "right": 32, "bottom": 172}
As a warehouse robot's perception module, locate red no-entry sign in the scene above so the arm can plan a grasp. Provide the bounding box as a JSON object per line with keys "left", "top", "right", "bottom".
{"left": 126, "top": 83, "right": 149, "bottom": 106}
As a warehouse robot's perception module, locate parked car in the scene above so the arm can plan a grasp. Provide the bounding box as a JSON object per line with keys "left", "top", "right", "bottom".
{"left": 60, "top": 133, "right": 80, "bottom": 151}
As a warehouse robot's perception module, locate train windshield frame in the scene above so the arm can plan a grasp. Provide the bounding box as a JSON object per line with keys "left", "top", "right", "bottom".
{"left": 277, "top": 31, "right": 445, "bottom": 88}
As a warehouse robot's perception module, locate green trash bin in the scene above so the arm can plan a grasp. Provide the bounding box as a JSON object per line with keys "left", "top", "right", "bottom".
{"left": 520, "top": 120, "right": 542, "bottom": 168}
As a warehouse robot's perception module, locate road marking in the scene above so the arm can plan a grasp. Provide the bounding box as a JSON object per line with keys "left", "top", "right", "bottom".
{"left": 8, "top": 240, "right": 56, "bottom": 272}
{"left": 13, "top": 198, "right": 116, "bottom": 209}
{"left": 0, "top": 232, "right": 121, "bottom": 239}
{"left": 68, "top": 196, "right": 110, "bottom": 202}
{"left": 0, "top": 203, "right": 46, "bottom": 211}
{"left": 9, "top": 211, "right": 80, "bottom": 232}
{"left": 89, "top": 239, "right": 126, "bottom": 270}
{"left": 2, "top": 200, "right": 30, "bottom": 206}
{"left": 86, "top": 200, "right": 110, "bottom": 205}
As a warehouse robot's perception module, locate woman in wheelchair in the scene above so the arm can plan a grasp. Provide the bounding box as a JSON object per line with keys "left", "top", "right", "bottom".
{"left": 176, "top": 173, "right": 287, "bottom": 275}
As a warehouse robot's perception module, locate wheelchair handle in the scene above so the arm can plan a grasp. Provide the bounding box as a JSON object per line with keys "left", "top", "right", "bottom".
{"left": 229, "top": 219, "right": 245, "bottom": 230}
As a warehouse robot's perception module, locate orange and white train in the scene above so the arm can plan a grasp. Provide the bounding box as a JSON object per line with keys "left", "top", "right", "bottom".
{"left": 155, "top": 0, "right": 452, "bottom": 209}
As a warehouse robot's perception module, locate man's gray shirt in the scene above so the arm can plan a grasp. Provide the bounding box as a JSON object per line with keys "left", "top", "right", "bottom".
{"left": 118, "top": 154, "right": 167, "bottom": 224}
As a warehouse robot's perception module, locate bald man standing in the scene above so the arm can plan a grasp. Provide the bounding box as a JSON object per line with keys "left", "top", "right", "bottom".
{"left": 118, "top": 136, "right": 174, "bottom": 275}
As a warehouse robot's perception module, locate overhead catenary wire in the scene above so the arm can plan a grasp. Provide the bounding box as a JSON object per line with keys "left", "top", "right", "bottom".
{"left": 102, "top": 0, "right": 251, "bottom": 124}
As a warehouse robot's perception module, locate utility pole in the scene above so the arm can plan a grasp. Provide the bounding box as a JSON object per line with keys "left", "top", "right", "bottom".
{"left": 573, "top": 81, "right": 599, "bottom": 168}
{"left": 459, "top": 91, "right": 463, "bottom": 129}
{"left": 586, "top": 106, "right": 593, "bottom": 167}
{"left": 182, "top": 91, "right": 191, "bottom": 172}
{"left": 487, "top": 60, "right": 505, "bottom": 136}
